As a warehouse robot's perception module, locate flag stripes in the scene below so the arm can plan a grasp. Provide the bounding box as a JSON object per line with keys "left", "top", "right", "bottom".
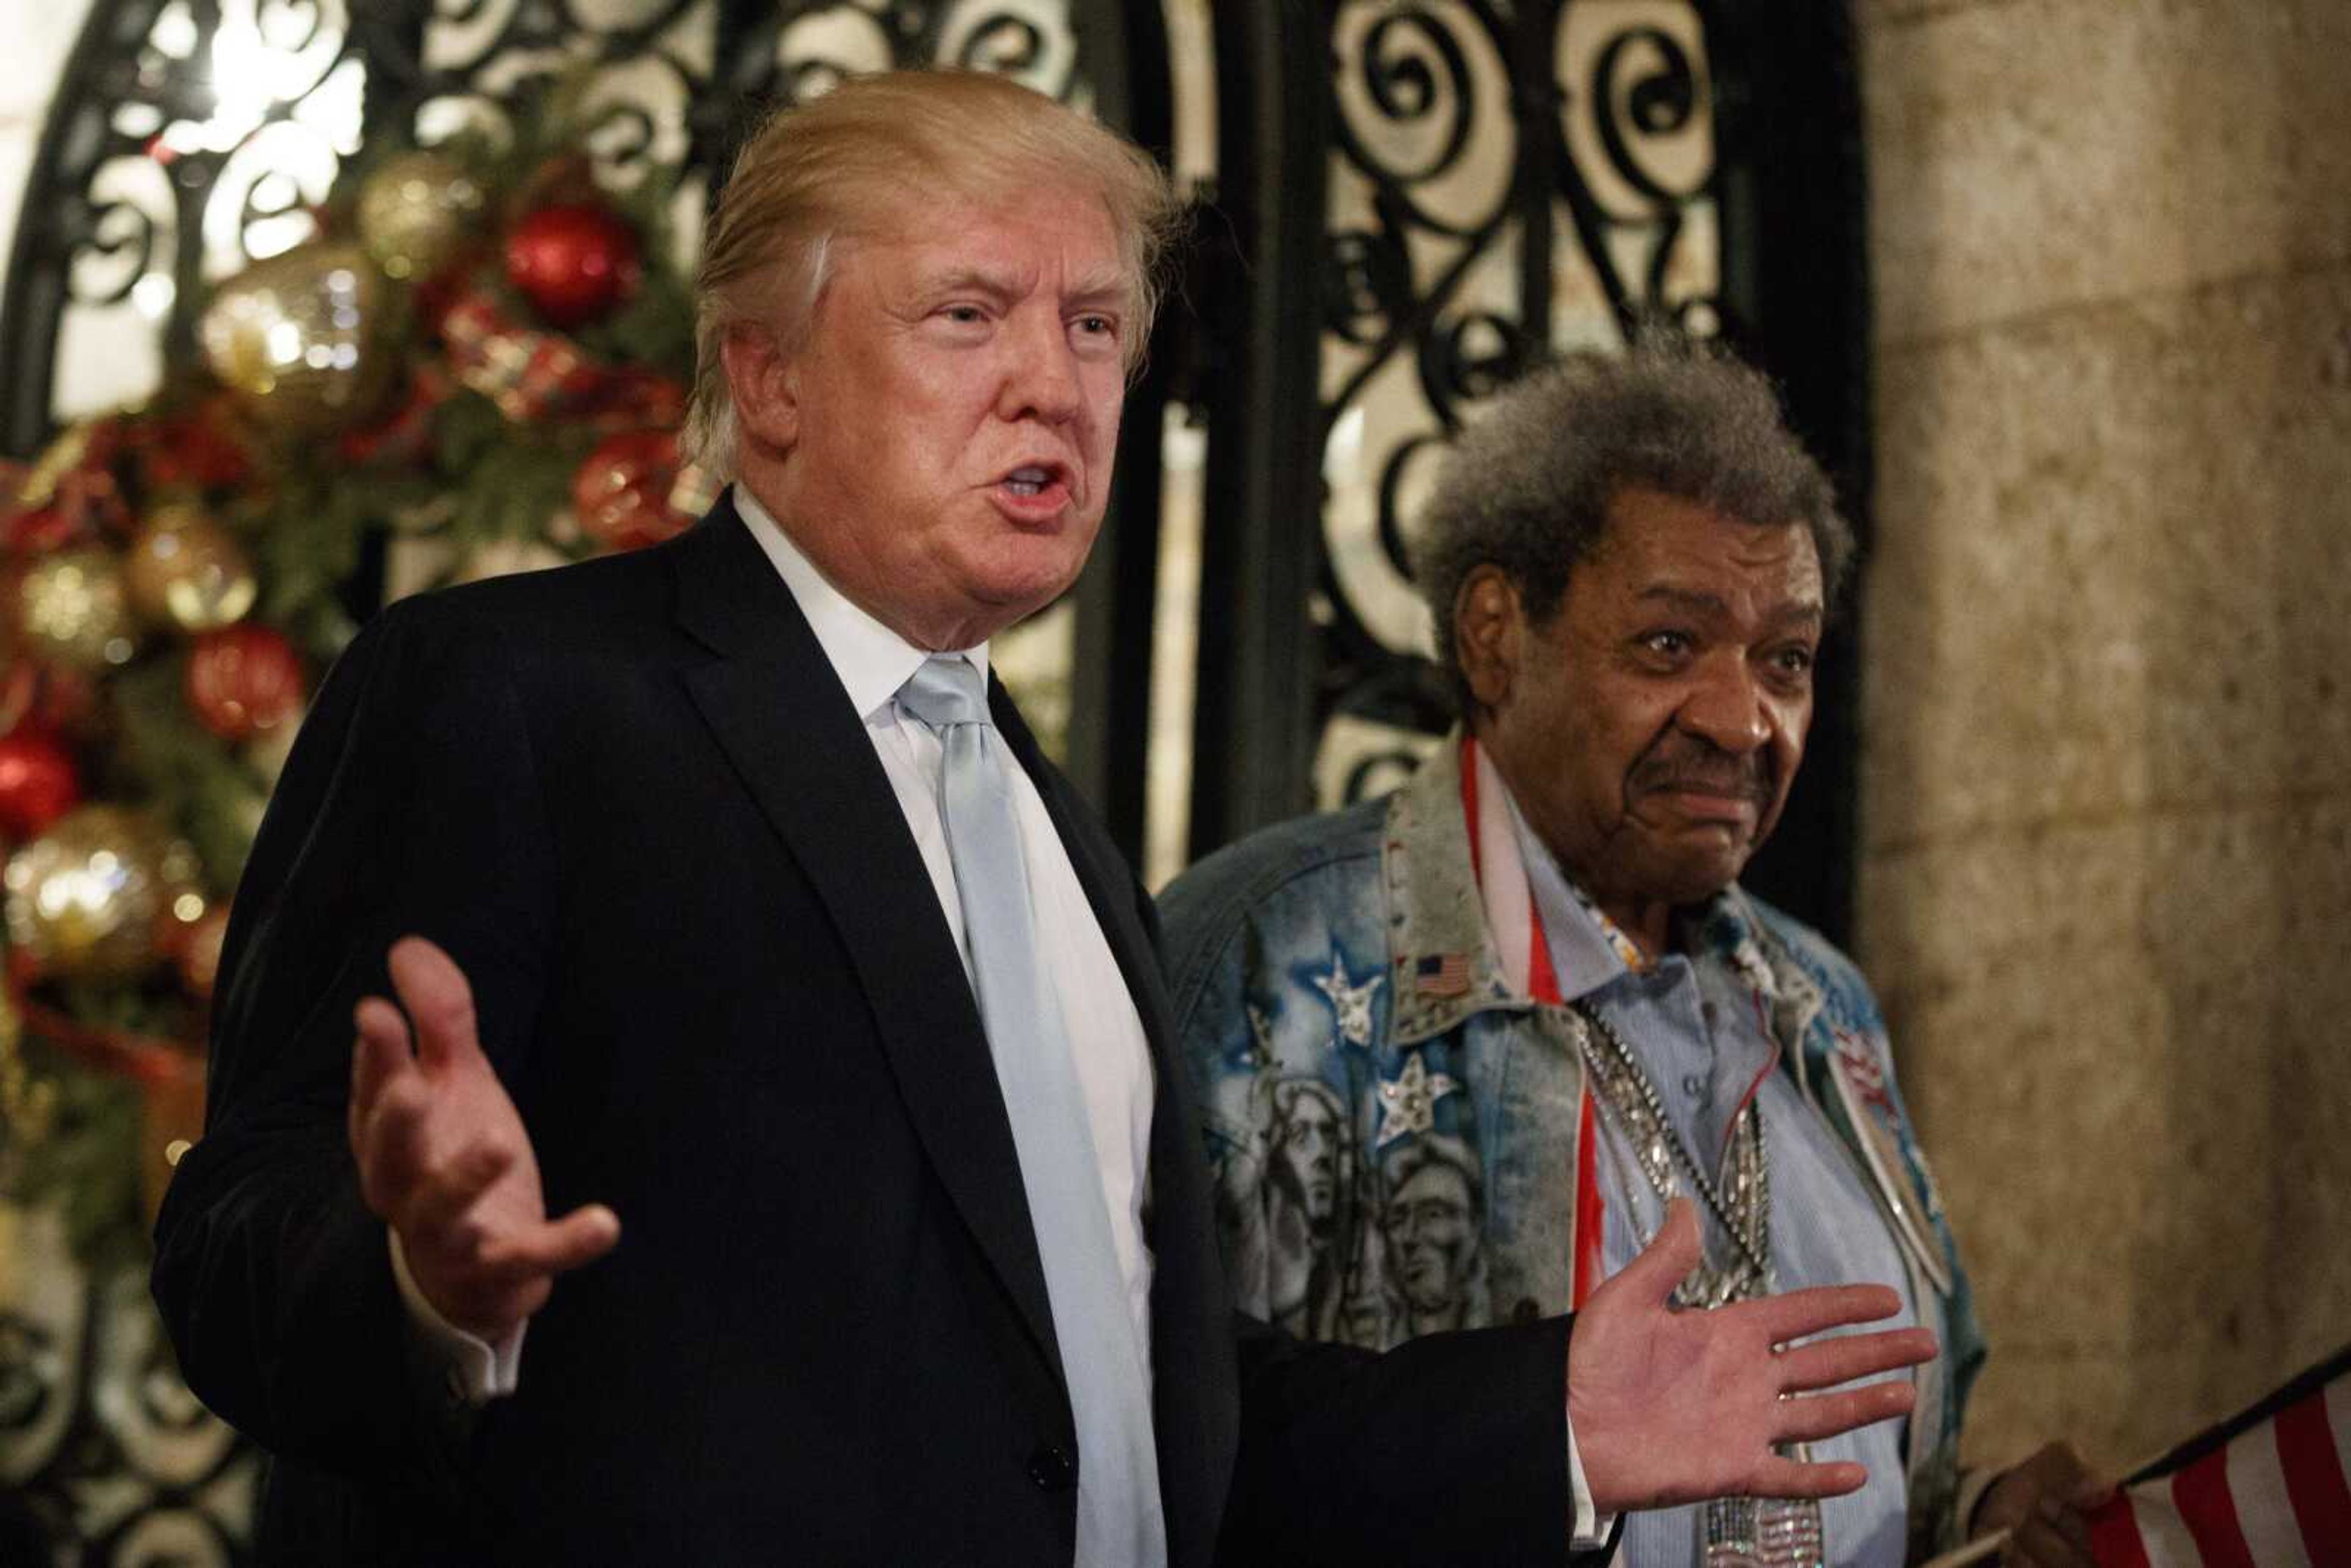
{"left": 2225, "top": 1395, "right": 2312, "bottom": 1568}
{"left": 2091, "top": 1499, "right": 2156, "bottom": 1568}
{"left": 2173, "top": 1444, "right": 2254, "bottom": 1568}
{"left": 2088, "top": 1349, "right": 2351, "bottom": 1566}
{"left": 2137, "top": 1493, "right": 2208, "bottom": 1568}
{"left": 2276, "top": 1376, "right": 2350, "bottom": 1560}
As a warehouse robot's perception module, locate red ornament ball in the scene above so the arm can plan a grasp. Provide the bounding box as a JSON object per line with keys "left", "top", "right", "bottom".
{"left": 0, "top": 731, "right": 80, "bottom": 839}
{"left": 572, "top": 429, "right": 694, "bottom": 552}
{"left": 186, "top": 625, "right": 306, "bottom": 742}
{"left": 504, "top": 203, "right": 643, "bottom": 329}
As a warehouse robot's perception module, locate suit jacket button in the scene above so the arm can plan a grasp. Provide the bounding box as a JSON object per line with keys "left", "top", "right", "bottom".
{"left": 1028, "top": 1444, "right": 1077, "bottom": 1491}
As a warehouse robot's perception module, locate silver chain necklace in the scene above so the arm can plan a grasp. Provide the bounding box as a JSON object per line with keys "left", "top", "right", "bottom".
{"left": 1572, "top": 1000, "right": 1772, "bottom": 1304}
{"left": 1572, "top": 999, "right": 1827, "bottom": 1568}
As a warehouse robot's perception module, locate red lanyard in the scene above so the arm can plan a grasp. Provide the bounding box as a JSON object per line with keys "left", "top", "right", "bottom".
{"left": 1458, "top": 736, "right": 1607, "bottom": 1308}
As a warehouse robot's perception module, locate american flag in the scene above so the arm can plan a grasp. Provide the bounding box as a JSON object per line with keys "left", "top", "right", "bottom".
{"left": 1415, "top": 951, "right": 1469, "bottom": 997}
{"left": 2088, "top": 1345, "right": 2350, "bottom": 1567}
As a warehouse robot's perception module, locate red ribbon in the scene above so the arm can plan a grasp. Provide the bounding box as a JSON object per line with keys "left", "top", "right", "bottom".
{"left": 436, "top": 291, "right": 683, "bottom": 429}
{"left": 7, "top": 974, "right": 201, "bottom": 1089}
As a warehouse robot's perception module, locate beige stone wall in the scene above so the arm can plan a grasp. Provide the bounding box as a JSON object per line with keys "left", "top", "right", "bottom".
{"left": 1856, "top": 0, "right": 2351, "bottom": 1474}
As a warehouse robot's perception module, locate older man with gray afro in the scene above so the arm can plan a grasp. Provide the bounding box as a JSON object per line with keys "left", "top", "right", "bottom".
{"left": 1414, "top": 346, "right": 1856, "bottom": 716}
{"left": 1165, "top": 341, "right": 2105, "bottom": 1568}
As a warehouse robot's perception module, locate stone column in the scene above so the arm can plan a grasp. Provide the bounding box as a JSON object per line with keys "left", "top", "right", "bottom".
{"left": 1856, "top": 0, "right": 2351, "bottom": 1471}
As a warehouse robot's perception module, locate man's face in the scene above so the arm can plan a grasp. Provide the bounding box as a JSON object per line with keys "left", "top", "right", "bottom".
{"left": 733, "top": 187, "right": 1129, "bottom": 650}
{"left": 1385, "top": 1161, "right": 1475, "bottom": 1312}
{"left": 1468, "top": 489, "right": 1823, "bottom": 916}
{"left": 1272, "top": 1090, "right": 1340, "bottom": 1227}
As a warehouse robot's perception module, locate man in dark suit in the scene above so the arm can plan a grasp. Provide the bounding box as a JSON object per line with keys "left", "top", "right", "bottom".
{"left": 152, "top": 70, "right": 1933, "bottom": 1565}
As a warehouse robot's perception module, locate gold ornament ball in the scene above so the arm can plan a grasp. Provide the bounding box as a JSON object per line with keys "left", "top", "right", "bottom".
{"left": 357, "top": 151, "right": 486, "bottom": 282}
{"left": 199, "top": 242, "right": 394, "bottom": 435}
{"left": 124, "top": 502, "right": 259, "bottom": 633}
{"left": 3, "top": 806, "right": 199, "bottom": 980}
{"left": 17, "top": 548, "right": 138, "bottom": 670}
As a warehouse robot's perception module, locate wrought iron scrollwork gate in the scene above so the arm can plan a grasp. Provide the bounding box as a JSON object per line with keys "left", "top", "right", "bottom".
{"left": 1187, "top": 0, "right": 1870, "bottom": 940}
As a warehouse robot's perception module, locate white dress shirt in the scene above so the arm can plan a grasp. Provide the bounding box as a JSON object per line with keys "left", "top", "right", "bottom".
{"left": 399, "top": 490, "right": 1158, "bottom": 1400}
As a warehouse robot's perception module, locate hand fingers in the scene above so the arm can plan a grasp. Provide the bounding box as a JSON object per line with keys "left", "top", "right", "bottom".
{"left": 1749, "top": 1282, "right": 1905, "bottom": 1343}
{"left": 401, "top": 1139, "right": 516, "bottom": 1240}
{"left": 2068, "top": 1473, "right": 2117, "bottom": 1510}
{"left": 2041, "top": 1446, "right": 2116, "bottom": 1511}
{"left": 353, "top": 1073, "right": 433, "bottom": 1218}
{"left": 2045, "top": 1492, "right": 2096, "bottom": 1553}
{"left": 1614, "top": 1196, "right": 1701, "bottom": 1304}
{"left": 1773, "top": 1378, "right": 1916, "bottom": 1445}
{"left": 2017, "top": 1482, "right": 2098, "bottom": 1555}
{"left": 388, "top": 936, "right": 485, "bottom": 1073}
{"left": 1775, "top": 1326, "right": 1940, "bottom": 1392}
{"left": 2009, "top": 1512, "right": 2096, "bottom": 1568}
{"left": 478, "top": 1204, "right": 622, "bottom": 1281}
{"left": 348, "top": 997, "right": 413, "bottom": 1150}
{"left": 1745, "top": 1454, "right": 1869, "bottom": 1500}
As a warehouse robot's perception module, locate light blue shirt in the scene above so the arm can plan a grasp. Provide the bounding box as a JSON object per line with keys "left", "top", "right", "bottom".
{"left": 1510, "top": 798, "right": 1919, "bottom": 1568}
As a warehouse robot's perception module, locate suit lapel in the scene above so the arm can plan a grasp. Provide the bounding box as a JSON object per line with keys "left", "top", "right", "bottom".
{"left": 670, "top": 504, "right": 1062, "bottom": 1379}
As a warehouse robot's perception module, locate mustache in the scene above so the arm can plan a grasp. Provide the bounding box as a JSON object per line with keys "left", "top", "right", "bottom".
{"left": 1628, "top": 737, "right": 1774, "bottom": 803}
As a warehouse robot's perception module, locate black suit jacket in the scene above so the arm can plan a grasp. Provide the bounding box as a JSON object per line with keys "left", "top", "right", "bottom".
{"left": 152, "top": 500, "right": 1580, "bottom": 1565}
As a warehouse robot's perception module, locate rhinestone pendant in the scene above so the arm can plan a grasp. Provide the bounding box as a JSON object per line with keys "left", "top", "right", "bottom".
{"left": 1701, "top": 1490, "right": 1826, "bottom": 1568}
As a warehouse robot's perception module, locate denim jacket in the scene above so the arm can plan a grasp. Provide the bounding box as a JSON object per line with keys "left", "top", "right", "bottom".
{"left": 1159, "top": 738, "right": 1989, "bottom": 1560}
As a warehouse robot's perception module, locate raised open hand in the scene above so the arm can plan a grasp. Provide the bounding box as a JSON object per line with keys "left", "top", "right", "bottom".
{"left": 348, "top": 936, "right": 620, "bottom": 1341}
{"left": 1567, "top": 1198, "right": 1938, "bottom": 1515}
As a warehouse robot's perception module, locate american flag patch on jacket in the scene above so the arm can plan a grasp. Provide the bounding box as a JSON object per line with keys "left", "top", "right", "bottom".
{"left": 1415, "top": 953, "right": 1470, "bottom": 997}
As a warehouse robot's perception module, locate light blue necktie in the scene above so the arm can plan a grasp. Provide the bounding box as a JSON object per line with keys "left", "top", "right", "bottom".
{"left": 895, "top": 655, "right": 1166, "bottom": 1568}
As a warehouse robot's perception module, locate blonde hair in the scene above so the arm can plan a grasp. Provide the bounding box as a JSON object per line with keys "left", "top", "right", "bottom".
{"left": 685, "top": 70, "right": 1185, "bottom": 479}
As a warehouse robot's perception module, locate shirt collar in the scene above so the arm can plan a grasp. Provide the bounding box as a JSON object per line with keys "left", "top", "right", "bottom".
{"left": 1496, "top": 781, "right": 1645, "bottom": 1002}
{"left": 1496, "top": 770, "right": 1785, "bottom": 1008}
{"left": 732, "top": 485, "right": 989, "bottom": 720}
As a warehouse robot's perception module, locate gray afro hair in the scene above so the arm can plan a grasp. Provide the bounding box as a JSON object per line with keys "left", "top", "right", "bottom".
{"left": 1412, "top": 345, "right": 1854, "bottom": 714}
